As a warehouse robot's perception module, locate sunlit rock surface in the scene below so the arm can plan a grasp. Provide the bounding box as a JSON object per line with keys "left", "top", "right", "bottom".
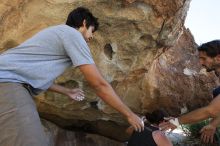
{"left": 0, "top": 0, "right": 218, "bottom": 142}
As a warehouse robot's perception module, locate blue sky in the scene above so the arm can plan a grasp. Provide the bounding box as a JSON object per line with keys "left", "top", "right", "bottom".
{"left": 185, "top": 0, "right": 220, "bottom": 45}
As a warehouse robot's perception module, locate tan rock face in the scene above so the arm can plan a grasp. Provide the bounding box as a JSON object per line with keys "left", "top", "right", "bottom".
{"left": 0, "top": 0, "right": 218, "bottom": 141}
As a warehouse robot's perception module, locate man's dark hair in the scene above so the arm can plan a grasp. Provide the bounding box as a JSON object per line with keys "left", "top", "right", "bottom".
{"left": 66, "top": 7, "right": 99, "bottom": 32}
{"left": 145, "top": 109, "right": 168, "bottom": 125}
{"left": 198, "top": 40, "right": 220, "bottom": 57}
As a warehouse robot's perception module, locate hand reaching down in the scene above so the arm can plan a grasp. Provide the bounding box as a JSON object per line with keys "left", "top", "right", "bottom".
{"left": 200, "top": 124, "right": 216, "bottom": 143}
{"left": 127, "top": 113, "right": 145, "bottom": 132}
{"left": 66, "top": 88, "right": 85, "bottom": 101}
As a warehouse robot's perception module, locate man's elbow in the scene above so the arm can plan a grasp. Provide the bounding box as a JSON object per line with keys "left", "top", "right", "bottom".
{"left": 206, "top": 106, "right": 219, "bottom": 118}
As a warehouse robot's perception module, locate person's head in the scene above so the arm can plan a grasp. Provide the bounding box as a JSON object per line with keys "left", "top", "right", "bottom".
{"left": 198, "top": 40, "right": 220, "bottom": 72}
{"left": 66, "top": 7, "right": 99, "bottom": 42}
{"left": 145, "top": 109, "right": 168, "bottom": 125}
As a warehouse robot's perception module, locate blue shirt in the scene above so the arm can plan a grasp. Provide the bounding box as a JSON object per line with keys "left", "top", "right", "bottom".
{"left": 0, "top": 24, "right": 94, "bottom": 92}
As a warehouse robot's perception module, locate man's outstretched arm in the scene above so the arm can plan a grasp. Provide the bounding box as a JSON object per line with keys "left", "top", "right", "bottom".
{"left": 79, "top": 64, "right": 144, "bottom": 132}
{"left": 160, "top": 95, "right": 220, "bottom": 131}
{"left": 178, "top": 95, "right": 220, "bottom": 124}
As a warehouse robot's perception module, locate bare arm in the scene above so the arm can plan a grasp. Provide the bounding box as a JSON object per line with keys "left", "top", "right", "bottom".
{"left": 48, "top": 84, "right": 70, "bottom": 95}
{"left": 179, "top": 95, "right": 220, "bottom": 124}
{"left": 48, "top": 84, "right": 85, "bottom": 101}
{"left": 79, "top": 64, "right": 144, "bottom": 131}
{"left": 160, "top": 96, "right": 220, "bottom": 131}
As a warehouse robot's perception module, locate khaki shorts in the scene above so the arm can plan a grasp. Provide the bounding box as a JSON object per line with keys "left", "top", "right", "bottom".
{"left": 0, "top": 82, "right": 48, "bottom": 146}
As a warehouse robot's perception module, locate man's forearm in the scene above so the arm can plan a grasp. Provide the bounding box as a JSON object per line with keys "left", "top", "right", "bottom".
{"left": 179, "top": 106, "right": 212, "bottom": 124}
{"left": 93, "top": 82, "right": 133, "bottom": 117}
{"left": 48, "top": 84, "right": 70, "bottom": 95}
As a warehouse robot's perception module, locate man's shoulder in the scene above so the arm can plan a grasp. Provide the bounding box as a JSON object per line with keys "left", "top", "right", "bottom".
{"left": 50, "top": 24, "right": 77, "bottom": 32}
{"left": 49, "top": 24, "right": 82, "bottom": 38}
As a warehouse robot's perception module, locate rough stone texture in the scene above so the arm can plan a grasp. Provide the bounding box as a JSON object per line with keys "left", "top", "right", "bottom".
{"left": 42, "top": 120, "right": 126, "bottom": 146}
{"left": 141, "top": 29, "right": 219, "bottom": 115}
{"left": 0, "top": 0, "right": 219, "bottom": 143}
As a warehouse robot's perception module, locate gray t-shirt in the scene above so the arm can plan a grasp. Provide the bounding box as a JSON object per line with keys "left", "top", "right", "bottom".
{"left": 0, "top": 24, "right": 94, "bottom": 93}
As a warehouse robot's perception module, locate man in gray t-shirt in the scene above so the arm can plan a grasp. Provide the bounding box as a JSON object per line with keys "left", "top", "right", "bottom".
{"left": 0, "top": 7, "right": 144, "bottom": 146}
{"left": 0, "top": 24, "right": 94, "bottom": 93}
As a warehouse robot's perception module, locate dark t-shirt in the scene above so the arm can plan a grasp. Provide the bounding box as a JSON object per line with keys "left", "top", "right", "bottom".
{"left": 127, "top": 124, "right": 159, "bottom": 146}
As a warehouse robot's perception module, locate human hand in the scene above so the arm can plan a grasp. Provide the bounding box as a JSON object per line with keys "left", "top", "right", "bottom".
{"left": 159, "top": 117, "right": 178, "bottom": 131}
{"left": 66, "top": 88, "right": 85, "bottom": 101}
{"left": 127, "top": 113, "right": 144, "bottom": 132}
{"left": 200, "top": 124, "right": 216, "bottom": 143}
